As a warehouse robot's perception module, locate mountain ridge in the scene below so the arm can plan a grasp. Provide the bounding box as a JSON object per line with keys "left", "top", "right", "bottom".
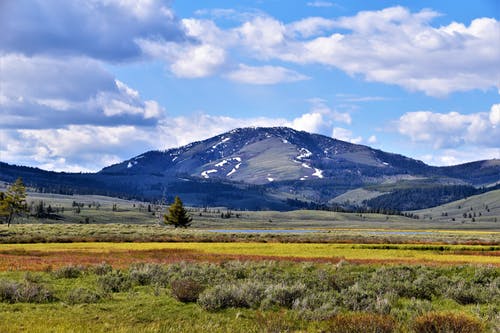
{"left": 1, "top": 127, "right": 499, "bottom": 210}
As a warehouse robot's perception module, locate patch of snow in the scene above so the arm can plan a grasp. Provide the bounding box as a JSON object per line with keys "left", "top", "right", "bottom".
{"left": 312, "top": 168, "right": 324, "bottom": 178}
{"left": 227, "top": 162, "right": 241, "bottom": 176}
{"left": 215, "top": 159, "right": 229, "bottom": 167}
{"left": 296, "top": 148, "right": 312, "bottom": 160}
{"left": 212, "top": 137, "right": 230, "bottom": 149}
{"left": 172, "top": 157, "right": 178, "bottom": 162}
{"left": 282, "top": 139, "right": 289, "bottom": 144}
{"left": 135, "top": 155, "right": 145, "bottom": 160}
{"left": 267, "top": 177, "right": 274, "bottom": 182}
{"left": 302, "top": 163, "right": 312, "bottom": 169}
{"left": 127, "top": 161, "right": 138, "bottom": 169}
{"left": 382, "top": 162, "right": 389, "bottom": 166}
{"left": 201, "top": 169, "right": 218, "bottom": 179}
{"left": 215, "top": 157, "right": 241, "bottom": 168}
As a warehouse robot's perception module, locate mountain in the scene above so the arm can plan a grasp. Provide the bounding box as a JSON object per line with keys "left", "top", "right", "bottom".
{"left": 1, "top": 127, "right": 499, "bottom": 210}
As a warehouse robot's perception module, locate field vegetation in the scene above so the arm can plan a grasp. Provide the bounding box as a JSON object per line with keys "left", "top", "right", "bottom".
{"left": 0, "top": 261, "right": 497, "bottom": 332}
{"left": 0, "top": 190, "right": 498, "bottom": 332}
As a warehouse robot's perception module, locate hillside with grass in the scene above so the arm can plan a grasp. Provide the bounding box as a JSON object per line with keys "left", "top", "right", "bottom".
{"left": 411, "top": 189, "right": 500, "bottom": 224}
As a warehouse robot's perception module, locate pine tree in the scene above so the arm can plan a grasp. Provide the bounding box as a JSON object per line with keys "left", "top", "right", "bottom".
{"left": 0, "top": 178, "right": 28, "bottom": 227}
{"left": 164, "top": 196, "right": 192, "bottom": 228}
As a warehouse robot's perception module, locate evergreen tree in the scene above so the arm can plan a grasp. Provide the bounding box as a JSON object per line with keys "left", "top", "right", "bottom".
{"left": 0, "top": 178, "right": 28, "bottom": 227}
{"left": 163, "top": 196, "right": 192, "bottom": 228}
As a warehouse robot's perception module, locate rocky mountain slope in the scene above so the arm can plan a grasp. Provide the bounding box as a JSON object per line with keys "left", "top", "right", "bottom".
{"left": 1, "top": 127, "right": 499, "bottom": 210}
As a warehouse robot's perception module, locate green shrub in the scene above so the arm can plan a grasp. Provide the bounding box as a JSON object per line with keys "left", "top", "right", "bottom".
{"left": 16, "top": 282, "right": 55, "bottom": 303}
{"left": 53, "top": 265, "right": 85, "bottom": 279}
{"left": 129, "top": 263, "right": 167, "bottom": 286}
{"left": 97, "top": 271, "right": 132, "bottom": 293}
{"left": 446, "top": 280, "right": 489, "bottom": 305}
{"left": 262, "top": 282, "right": 306, "bottom": 309}
{"left": 92, "top": 262, "right": 113, "bottom": 276}
{"left": 325, "top": 312, "right": 397, "bottom": 333}
{"left": 170, "top": 278, "right": 205, "bottom": 302}
{"left": 412, "top": 312, "right": 484, "bottom": 333}
{"left": 197, "top": 281, "right": 264, "bottom": 311}
{"left": 66, "top": 288, "right": 102, "bottom": 304}
{"left": 0, "top": 280, "right": 55, "bottom": 303}
{"left": 0, "top": 280, "right": 18, "bottom": 303}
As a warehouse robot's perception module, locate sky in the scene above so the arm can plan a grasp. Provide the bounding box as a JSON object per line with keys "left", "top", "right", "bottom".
{"left": 0, "top": 0, "right": 499, "bottom": 172}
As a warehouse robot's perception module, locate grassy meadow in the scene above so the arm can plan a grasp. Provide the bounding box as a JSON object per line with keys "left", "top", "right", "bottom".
{"left": 0, "top": 191, "right": 498, "bottom": 332}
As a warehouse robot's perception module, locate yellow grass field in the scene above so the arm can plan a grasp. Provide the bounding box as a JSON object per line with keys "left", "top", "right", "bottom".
{"left": 0, "top": 242, "right": 497, "bottom": 269}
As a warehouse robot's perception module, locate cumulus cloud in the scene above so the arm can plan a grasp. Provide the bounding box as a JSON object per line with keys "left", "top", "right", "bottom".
{"left": 134, "top": 6, "right": 499, "bottom": 94}
{"left": 0, "top": 54, "right": 164, "bottom": 129}
{"left": 397, "top": 106, "right": 500, "bottom": 148}
{"left": 0, "top": 0, "right": 183, "bottom": 61}
{"left": 332, "top": 127, "right": 362, "bottom": 144}
{"left": 286, "top": 17, "right": 335, "bottom": 38}
{"left": 283, "top": 7, "right": 500, "bottom": 96}
{"left": 225, "top": 64, "right": 309, "bottom": 84}
{"left": 420, "top": 148, "right": 500, "bottom": 166}
{"left": 367, "top": 135, "right": 377, "bottom": 144}
{"left": 490, "top": 104, "right": 500, "bottom": 126}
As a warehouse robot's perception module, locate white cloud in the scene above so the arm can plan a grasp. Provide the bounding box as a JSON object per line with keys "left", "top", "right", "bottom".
{"left": 225, "top": 64, "right": 309, "bottom": 85}
{"left": 236, "top": 16, "right": 286, "bottom": 58}
{"left": 420, "top": 148, "right": 500, "bottom": 166}
{"left": 367, "top": 135, "right": 377, "bottom": 144}
{"left": 490, "top": 104, "right": 500, "bottom": 126}
{"left": 139, "top": 40, "right": 226, "bottom": 78}
{"left": 0, "top": 0, "right": 182, "bottom": 61}
{"left": 0, "top": 54, "right": 164, "bottom": 129}
{"left": 397, "top": 107, "right": 500, "bottom": 148}
{"left": 289, "top": 113, "right": 325, "bottom": 133}
{"left": 297, "top": 9, "right": 500, "bottom": 96}
{"left": 332, "top": 127, "right": 362, "bottom": 144}
{"left": 286, "top": 17, "right": 335, "bottom": 38}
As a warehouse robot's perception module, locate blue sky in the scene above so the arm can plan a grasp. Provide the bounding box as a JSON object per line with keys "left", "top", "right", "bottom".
{"left": 0, "top": 0, "right": 499, "bottom": 172}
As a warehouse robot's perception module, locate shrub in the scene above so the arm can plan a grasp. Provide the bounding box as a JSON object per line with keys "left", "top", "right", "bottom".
{"left": 325, "top": 312, "right": 397, "bottom": 333}
{"left": 66, "top": 288, "right": 102, "bottom": 304}
{"left": 97, "top": 271, "right": 132, "bottom": 293}
{"left": 412, "top": 312, "right": 484, "bottom": 333}
{"left": 129, "top": 263, "right": 167, "bottom": 286}
{"left": 0, "top": 280, "right": 18, "bottom": 303}
{"left": 170, "top": 278, "right": 205, "bottom": 303}
{"left": 92, "top": 262, "right": 113, "bottom": 276}
{"left": 16, "top": 282, "right": 54, "bottom": 303}
{"left": 53, "top": 265, "right": 85, "bottom": 279}
{"left": 0, "top": 281, "right": 55, "bottom": 303}
{"left": 262, "top": 282, "right": 306, "bottom": 309}
{"left": 446, "top": 280, "right": 489, "bottom": 305}
{"left": 198, "top": 282, "right": 262, "bottom": 311}
{"left": 339, "top": 283, "right": 377, "bottom": 312}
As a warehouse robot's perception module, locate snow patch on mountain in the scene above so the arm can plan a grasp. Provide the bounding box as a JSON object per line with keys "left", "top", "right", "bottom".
{"left": 312, "top": 168, "right": 324, "bottom": 178}
{"left": 212, "top": 137, "right": 230, "bottom": 149}
{"left": 296, "top": 148, "right": 312, "bottom": 160}
{"left": 201, "top": 169, "right": 218, "bottom": 178}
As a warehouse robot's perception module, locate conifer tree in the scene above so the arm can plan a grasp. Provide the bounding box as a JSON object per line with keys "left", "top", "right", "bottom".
{"left": 0, "top": 178, "right": 28, "bottom": 227}
{"left": 163, "top": 196, "right": 192, "bottom": 228}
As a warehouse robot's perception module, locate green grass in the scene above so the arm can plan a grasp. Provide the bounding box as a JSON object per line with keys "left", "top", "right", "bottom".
{"left": 0, "top": 262, "right": 497, "bottom": 332}
{"left": 413, "top": 189, "right": 500, "bottom": 224}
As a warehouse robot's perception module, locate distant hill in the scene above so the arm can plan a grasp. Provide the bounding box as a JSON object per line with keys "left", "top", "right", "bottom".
{"left": 411, "top": 189, "right": 500, "bottom": 223}
{"left": 1, "top": 127, "right": 499, "bottom": 210}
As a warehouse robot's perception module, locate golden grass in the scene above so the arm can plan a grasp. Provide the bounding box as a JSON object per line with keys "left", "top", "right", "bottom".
{"left": 0, "top": 242, "right": 497, "bottom": 271}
